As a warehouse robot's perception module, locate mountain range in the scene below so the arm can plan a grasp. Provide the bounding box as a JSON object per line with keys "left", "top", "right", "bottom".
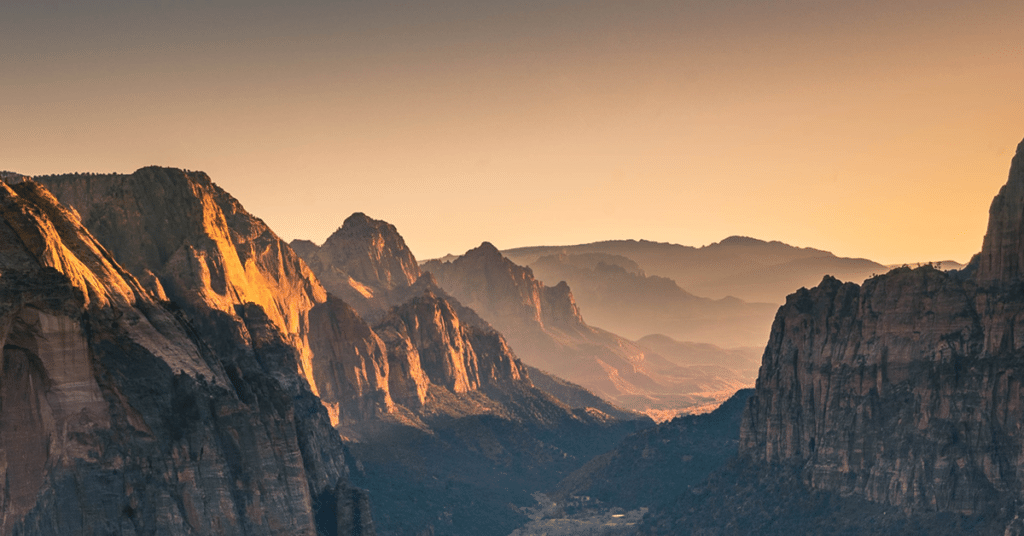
{"left": 3, "top": 167, "right": 654, "bottom": 535}
{"left": 517, "top": 137, "right": 1024, "bottom": 535}
{"left": 5, "top": 134, "right": 1020, "bottom": 536}
{"left": 504, "top": 236, "right": 887, "bottom": 305}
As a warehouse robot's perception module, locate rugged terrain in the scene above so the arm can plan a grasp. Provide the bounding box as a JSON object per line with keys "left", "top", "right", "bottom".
{"left": 32, "top": 168, "right": 652, "bottom": 535}
{"left": 0, "top": 174, "right": 373, "bottom": 535}
{"left": 521, "top": 251, "right": 777, "bottom": 347}
{"left": 646, "top": 139, "right": 1024, "bottom": 533}
{"left": 423, "top": 243, "right": 738, "bottom": 416}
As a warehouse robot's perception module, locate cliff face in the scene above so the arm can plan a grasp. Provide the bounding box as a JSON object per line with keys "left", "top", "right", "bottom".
{"left": 375, "top": 291, "right": 526, "bottom": 394}
{"left": 0, "top": 178, "right": 373, "bottom": 535}
{"left": 741, "top": 138, "right": 1024, "bottom": 518}
{"left": 977, "top": 139, "right": 1024, "bottom": 282}
{"left": 35, "top": 168, "right": 329, "bottom": 392}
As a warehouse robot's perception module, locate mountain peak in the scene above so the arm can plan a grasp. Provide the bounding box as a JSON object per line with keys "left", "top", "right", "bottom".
{"left": 468, "top": 241, "right": 502, "bottom": 257}
{"left": 717, "top": 236, "right": 767, "bottom": 246}
{"left": 976, "top": 136, "right": 1024, "bottom": 282}
{"left": 341, "top": 211, "right": 376, "bottom": 230}
{"left": 318, "top": 212, "right": 420, "bottom": 292}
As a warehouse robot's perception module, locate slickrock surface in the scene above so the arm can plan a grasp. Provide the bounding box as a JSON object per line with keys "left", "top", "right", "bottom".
{"left": 0, "top": 177, "right": 373, "bottom": 536}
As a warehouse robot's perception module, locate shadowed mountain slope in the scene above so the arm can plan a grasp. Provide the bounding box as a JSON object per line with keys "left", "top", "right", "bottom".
{"left": 35, "top": 169, "right": 653, "bottom": 536}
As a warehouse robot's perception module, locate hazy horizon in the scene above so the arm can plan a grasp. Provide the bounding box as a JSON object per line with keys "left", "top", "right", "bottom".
{"left": 4, "top": 0, "right": 1022, "bottom": 265}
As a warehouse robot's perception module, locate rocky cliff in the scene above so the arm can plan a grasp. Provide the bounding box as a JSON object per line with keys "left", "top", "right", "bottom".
{"left": 739, "top": 138, "right": 1024, "bottom": 523}
{"left": 35, "top": 168, "right": 329, "bottom": 394}
{"left": 0, "top": 177, "right": 373, "bottom": 535}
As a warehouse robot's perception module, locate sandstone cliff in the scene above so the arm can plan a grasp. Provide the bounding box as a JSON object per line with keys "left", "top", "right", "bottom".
{"left": 0, "top": 177, "right": 373, "bottom": 535}
{"left": 35, "top": 168, "right": 329, "bottom": 394}
{"left": 739, "top": 138, "right": 1024, "bottom": 524}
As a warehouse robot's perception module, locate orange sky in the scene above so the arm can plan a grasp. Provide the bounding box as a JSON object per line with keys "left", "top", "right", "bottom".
{"left": 2, "top": 0, "right": 1022, "bottom": 264}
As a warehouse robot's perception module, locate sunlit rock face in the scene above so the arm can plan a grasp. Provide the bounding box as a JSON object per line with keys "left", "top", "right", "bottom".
{"left": 308, "top": 296, "right": 397, "bottom": 423}
{"left": 374, "top": 291, "right": 526, "bottom": 394}
{"left": 292, "top": 213, "right": 420, "bottom": 318}
{"left": 741, "top": 138, "right": 1024, "bottom": 519}
{"left": 0, "top": 177, "right": 373, "bottom": 535}
{"left": 35, "top": 168, "right": 328, "bottom": 391}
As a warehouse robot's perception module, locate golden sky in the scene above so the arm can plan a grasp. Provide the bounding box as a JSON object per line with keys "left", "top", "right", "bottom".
{"left": 3, "top": 0, "right": 1022, "bottom": 264}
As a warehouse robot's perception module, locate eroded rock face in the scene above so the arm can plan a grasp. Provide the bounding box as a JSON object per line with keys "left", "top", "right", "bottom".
{"left": 308, "top": 297, "right": 396, "bottom": 424}
{"left": 741, "top": 138, "right": 1024, "bottom": 519}
{"left": 0, "top": 178, "right": 374, "bottom": 535}
{"left": 35, "top": 168, "right": 328, "bottom": 391}
{"left": 374, "top": 291, "right": 526, "bottom": 394}
{"left": 292, "top": 213, "right": 419, "bottom": 317}
{"left": 423, "top": 242, "right": 586, "bottom": 334}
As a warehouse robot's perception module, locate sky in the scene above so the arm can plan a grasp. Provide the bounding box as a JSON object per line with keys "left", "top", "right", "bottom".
{"left": 2, "top": 0, "right": 1023, "bottom": 265}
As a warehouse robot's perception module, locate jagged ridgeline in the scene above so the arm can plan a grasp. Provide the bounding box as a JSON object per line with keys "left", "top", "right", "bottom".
{"left": 22, "top": 168, "right": 650, "bottom": 536}
{"left": 0, "top": 174, "right": 372, "bottom": 535}
{"left": 640, "top": 140, "right": 1024, "bottom": 534}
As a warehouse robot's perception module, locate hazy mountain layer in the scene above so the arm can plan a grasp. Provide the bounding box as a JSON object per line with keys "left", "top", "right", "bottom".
{"left": 504, "top": 235, "right": 886, "bottom": 305}
{"left": 525, "top": 252, "right": 778, "bottom": 347}
{"left": 292, "top": 212, "right": 419, "bottom": 319}
{"left": 423, "top": 243, "right": 736, "bottom": 416}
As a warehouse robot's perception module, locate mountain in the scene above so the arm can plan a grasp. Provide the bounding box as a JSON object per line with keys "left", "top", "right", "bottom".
{"left": 268, "top": 211, "right": 657, "bottom": 534}
{"left": 525, "top": 252, "right": 778, "bottom": 347}
{"left": 422, "top": 243, "right": 734, "bottom": 416}
{"left": 642, "top": 138, "right": 1024, "bottom": 534}
{"left": 556, "top": 389, "right": 754, "bottom": 510}
{"left": 0, "top": 175, "right": 373, "bottom": 535}
{"left": 35, "top": 168, "right": 329, "bottom": 397}
{"left": 33, "top": 169, "right": 654, "bottom": 536}
{"left": 291, "top": 212, "right": 419, "bottom": 318}
{"left": 503, "top": 235, "right": 887, "bottom": 305}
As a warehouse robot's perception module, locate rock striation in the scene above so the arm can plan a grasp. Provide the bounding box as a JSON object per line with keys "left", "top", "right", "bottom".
{"left": 739, "top": 138, "right": 1024, "bottom": 523}
{"left": 977, "top": 139, "right": 1024, "bottom": 282}
{"left": 0, "top": 177, "right": 373, "bottom": 535}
